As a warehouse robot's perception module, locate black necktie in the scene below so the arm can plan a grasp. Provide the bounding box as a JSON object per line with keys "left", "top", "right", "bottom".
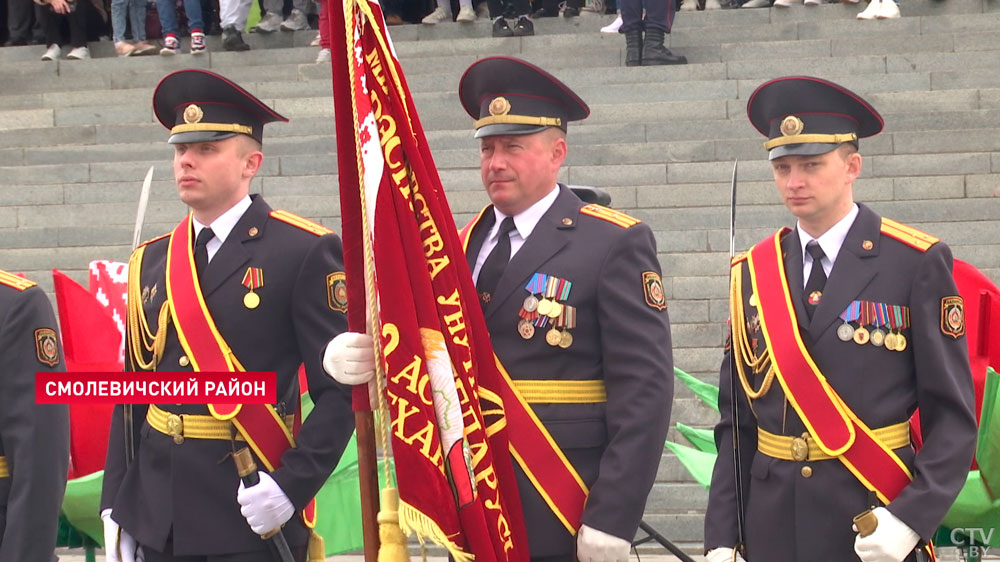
{"left": 803, "top": 240, "right": 827, "bottom": 319}
{"left": 194, "top": 227, "right": 215, "bottom": 279}
{"left": 476, "top": 217, "right": 516, "bottom": 310}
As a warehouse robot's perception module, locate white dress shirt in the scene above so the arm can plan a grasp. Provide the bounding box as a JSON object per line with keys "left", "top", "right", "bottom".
{"left": 191, "top": 195, "right": 253, "bottom": 263}
{"left": 797, "top": 203, "right": 859, "bottom": 288}
{"left": 472, "top": 185, "right": 560, "bottom": 284}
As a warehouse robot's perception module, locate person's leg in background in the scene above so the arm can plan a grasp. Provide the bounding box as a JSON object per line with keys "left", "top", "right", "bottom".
{"left": 38, "top": 4, "right": 64, "bottom": 59}
{"left": 633, "top": 0, "right": 684, "bottom": 65}
{"left": 8, "top": 0, "right": 35, "bottom": 44}
{"left": 280, "top": 0, "right": 310, "bottom": 32}
{"left": 180, "top": 0, "right": 206, "bottom": 52}
{"left": 64, "top": 0, "right": 91, "bottom": 58}
{"left": 128, "top": 0, "right": 158, "bottom": 52}
{"left": 219, "top": 0, "right": 250, "bottom": 49}
{"left": 155, "top": 0, "right": 181, "bottom": 54}
{"left": 314, "top": 0, "right": 329, "bottom": 62}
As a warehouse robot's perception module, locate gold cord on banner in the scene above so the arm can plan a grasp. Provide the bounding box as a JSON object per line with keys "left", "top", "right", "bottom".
{"left": 341, "top": 5, "right": 475, "bottom": 561}
{"left": 342, "top": 5, "right": 410, "bottom": 562}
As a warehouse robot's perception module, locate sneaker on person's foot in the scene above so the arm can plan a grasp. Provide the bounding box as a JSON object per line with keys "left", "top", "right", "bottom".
{"left": 280, "top": 8, "right": 310, "bottom": 31}
{"left": 160, "top": 34, "right": 179, "bottom": 55}
{"left": 190, "top": 31, "right": 207, "bottom": 54}
{"left": 222, "top": 26, "right": 251, "bottom": 50}
{"left": 315, "top": 47, "right": 331, "bottom": 63}
{"left": 253, "top": 10, "right": 282, "bottom": 32}
{"left": 512, "top": 15, "right": 533, "bottom": 36}
{"left": 422, "top": 6, "right": 452, "bottom": 23}
{"left": 456, "top": 5, "right": 476, "bottom": 21}
{"left": 133, "top": 40, "right": 158, "bottom": 55}
{"left": 876, "top": 0, "right": 899, "bottom": 18}
{"left": 492, "top": 17, "right": 513, "bottom": 36}
{"left": 600, "top": 14, "right": 621, "bottom": 32}
{"left": 741, "top": 0, "right": 770, "bottom": 7}
{"left": 310, "top": 32, "right": 321, "bottom": 46}
{"left": 66, "top": 46, "right": 90, "bottom": 59}
{"left": 41, "top": 44, "right": 61, "bottom": 60}
{"left": 115, "top": 41, "right": 136, "bottom": 56}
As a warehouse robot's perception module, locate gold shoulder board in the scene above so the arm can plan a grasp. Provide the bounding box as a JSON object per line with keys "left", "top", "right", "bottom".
{"left": 0, "top": 270, "right": 36, "bottom": 291}
{"left": 579, "top": 204, "right": 641, "bottom": 229}
{"left": 138, "top": 232, "right": 171, "bottom": 248}
{"left": 880, "top": 218, "right": 939, "bottom": 252}
{"left": 270, "top": 210, "right": 334, "bottom": 237}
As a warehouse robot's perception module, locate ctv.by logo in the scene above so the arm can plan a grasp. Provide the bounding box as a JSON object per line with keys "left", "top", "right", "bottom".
{"left": 949, "top": 527, "right": 994, "bottom": 558}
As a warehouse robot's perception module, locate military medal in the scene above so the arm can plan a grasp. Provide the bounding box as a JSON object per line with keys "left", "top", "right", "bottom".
{"left": 837, "top": 301, "right": 859, "bottom": 342}
{"left": 895, "top": 306, "right": 909, "bottom": 351}
{"left": 545, "top": 327, "right": 562, "bottom": 346}
{"left": 870, "top": 302, "right": 888, "bottom": 347}
{"left": 536, "top": 299, "right": 553, "bottom": 317}
{"left": 853, "top": 302, "right": 871, "bottom": 345}
{"left": 241, "top": 267, "right": 264, "bottom": 309}
{"left": 558, "top": 305, "right": 576, "bottom": 349}
{"left": 538, "top": 276, "right": 559, "bottom": 317}
{"left": 749, "top": 293, "right": 758, "bottom": 308}
{"left": 884, "top": 332, "right": 898, "bottom": 351}
{"left": 518, "top": 319, "right": 535, "bottom": 340}
{"left": 547, "top": 301, "right": 563, "bottom": 319}
{"left": 522, "top": 274, "right": 546, "bottom": 314}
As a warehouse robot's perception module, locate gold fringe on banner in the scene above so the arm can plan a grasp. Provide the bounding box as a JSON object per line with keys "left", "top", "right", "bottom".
{"left": 398, "top": 497, "right": 473, "bottom": 562}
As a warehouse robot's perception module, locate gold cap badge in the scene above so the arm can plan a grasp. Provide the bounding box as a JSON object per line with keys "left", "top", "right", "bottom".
{"left": 780, "top": 115, "right": 804, "bottom": 137}
{"left": 489, "top": 96, "right": 511, "bottom": 117}
{"left": 183, "top": 104, "right": 204, "bottom": 125}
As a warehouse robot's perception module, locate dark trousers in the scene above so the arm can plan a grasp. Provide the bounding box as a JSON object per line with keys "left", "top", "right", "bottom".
{"left": 619, "top": 0, "right": 675, "bottom": 33}
{"left": 7, "top": 0, "right": 36, "bottom": 42}
{"left": 39, "top": 1, "right": 88, "bottom": 47}
{"left": 487, "top": 0, "right": 530, "bottom": 18}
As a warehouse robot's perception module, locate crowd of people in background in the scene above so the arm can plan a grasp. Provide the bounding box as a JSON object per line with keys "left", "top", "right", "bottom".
{"left": 0, "top": 0, "right": 899, "bottom": 62}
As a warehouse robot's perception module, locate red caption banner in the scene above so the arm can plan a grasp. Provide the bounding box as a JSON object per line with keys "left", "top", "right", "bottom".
{"left": 35, "top": 372, "right": 277, "bottom": 404}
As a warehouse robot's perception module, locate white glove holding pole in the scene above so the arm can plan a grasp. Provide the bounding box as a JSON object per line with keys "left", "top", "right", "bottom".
{"left": 853, "top": 507, "right": 920, "bottom": 562}
{"left": 237, "top": 471, "right": 296, "bottom": 535}
{"left": 705, "top": 547, "right": 747, "bottom": 562}
{"left": 576, "top": 524, "right": 631, "bottom": 562}
{"left": 102, "top": 509, "right": 142, "bottom": 562}
{"left": 322, "top": 331, "right": 376, "bottom": 386}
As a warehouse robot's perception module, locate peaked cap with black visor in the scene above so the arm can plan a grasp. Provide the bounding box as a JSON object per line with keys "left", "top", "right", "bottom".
{"left": 747, "top": 76, "right": 884, "bottom": 161}
{"left": 459, "top": 56, "right": 589, "bottom": 139}
{"left": 153, "top": 69, "right": 288, "bottom": 145}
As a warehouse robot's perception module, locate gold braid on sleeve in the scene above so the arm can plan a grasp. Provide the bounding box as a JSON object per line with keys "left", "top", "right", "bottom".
{"left": 126, "top": 245, "right": 170, "bottom": 370}
{"left": 730, "top": 261, "right": 776, "bottom": 400}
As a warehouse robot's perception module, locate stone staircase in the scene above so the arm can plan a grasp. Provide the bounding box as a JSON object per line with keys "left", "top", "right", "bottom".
{"left": 3, "top": 0, "right": 1000, "bottom": 554}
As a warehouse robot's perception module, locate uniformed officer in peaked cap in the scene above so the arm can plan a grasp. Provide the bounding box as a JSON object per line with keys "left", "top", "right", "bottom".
{"left": 323, "top": 56, "right": 675, "bottom": 562}
{"left": 152, "top": 68, "right": 288, "bottom": 145}
{"left": 0, "top": 271, "right": 69, "bottom": 562}
{"left": 704, "top": 76, "right": 977, "bottom": 562}
{"left": 101, "top": 69, "right": 354, "bottom": 562}
{"left": 457, "top": 55, "right": 590, "bottom": 138}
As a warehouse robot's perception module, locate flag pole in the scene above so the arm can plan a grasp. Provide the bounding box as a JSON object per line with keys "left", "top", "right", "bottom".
{"left": 329, "top": 1, "right": 380, "bottom": 560}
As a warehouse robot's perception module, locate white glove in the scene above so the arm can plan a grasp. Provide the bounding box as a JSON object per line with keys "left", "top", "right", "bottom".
{"left": 705, "top": 547, "right": 747, "bottom": 562}
{"left": 853, "top": 507, "right": 920, "bottom": 562}
{"left": 237, "top": 471, "right": 296, "bottom": 535}
{"left": 322, "top": 332, "right": 376, "bottom": 385}
{"left": 102, "top": 509, "right": 142, "bottom": 562}
{"left": 576, "top": 524, "right": 630, "bottom": 562}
